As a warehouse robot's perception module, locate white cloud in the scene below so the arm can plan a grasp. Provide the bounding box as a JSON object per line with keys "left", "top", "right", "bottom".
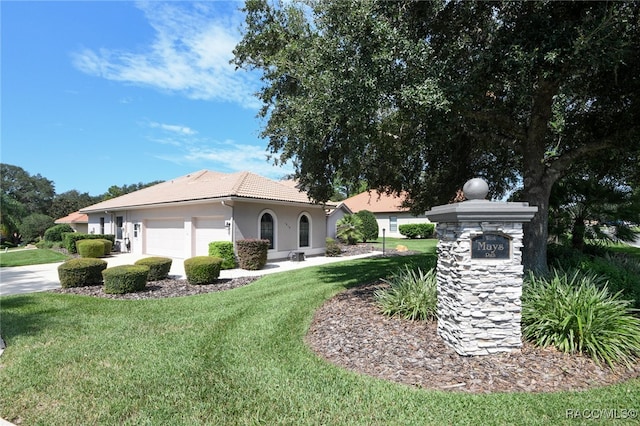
{"left": 71, "top": 1, "right": 260, "bottom": 109}
{"left": 149, "top": 121, "right": 197, "bottom": 136}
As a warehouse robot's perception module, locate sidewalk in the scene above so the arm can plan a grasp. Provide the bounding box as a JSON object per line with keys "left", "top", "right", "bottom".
{"left": 0, "top": 251, "right": 381, "bottom": 297}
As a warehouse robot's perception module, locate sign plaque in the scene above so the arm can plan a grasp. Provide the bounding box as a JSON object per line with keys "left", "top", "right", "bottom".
{"left": 471, "top": 233, "right": 510, "bottom": 259}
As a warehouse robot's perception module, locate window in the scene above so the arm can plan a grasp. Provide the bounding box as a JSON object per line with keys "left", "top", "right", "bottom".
{"left": 299, "top": 214, "right": 310, "bottom": 247}
{"left": 100, "top": 217, "right": 105, "bottom": 234}
{"left": 389, "top": 216, "right": 398, "bottom": 232}
{"left": 116, "top": 216, "right": 124, "bottom": 239}
{"left": 260, "top": 212, "right": 274, "bottom": 249}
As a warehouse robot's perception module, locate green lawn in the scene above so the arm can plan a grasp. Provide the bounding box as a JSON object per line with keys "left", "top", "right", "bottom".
{"left": 0, "top": 248, "right": 69, "bottom": 267}
{"left": 370, "top": 237, "right": 438, "bottom": 253}
{"left": 1, "top": 243, "right": 639, "bottom": 425}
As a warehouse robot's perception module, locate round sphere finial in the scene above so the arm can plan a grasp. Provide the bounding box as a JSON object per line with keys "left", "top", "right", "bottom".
{"left": 463, "top": 178, "right": 489, "bottom": 200}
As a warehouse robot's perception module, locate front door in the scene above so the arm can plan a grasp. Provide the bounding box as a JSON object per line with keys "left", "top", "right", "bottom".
{"left": 131, "top": 222, "right": 143, "bottom": 254}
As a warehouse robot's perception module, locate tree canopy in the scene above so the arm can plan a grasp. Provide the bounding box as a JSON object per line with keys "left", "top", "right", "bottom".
{"left": 234, "top": 0, "right": 640, "bottom": 272}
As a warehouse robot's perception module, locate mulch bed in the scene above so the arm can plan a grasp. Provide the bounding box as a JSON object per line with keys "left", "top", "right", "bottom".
{"left": 305, "top": 282, "right": 640, "bottom": 394}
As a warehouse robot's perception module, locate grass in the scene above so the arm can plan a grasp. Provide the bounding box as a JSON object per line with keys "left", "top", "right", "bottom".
{"left": 0, "top": 248, "right": 69, "bottom": 267}
{"left": 369, "top": 236, "right": 438, "bottom": 253}
{"left": 1, "top": 241, "right": 639, "bottom": 424}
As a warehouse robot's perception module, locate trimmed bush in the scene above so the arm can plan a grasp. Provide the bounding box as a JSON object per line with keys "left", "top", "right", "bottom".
{"left": 356, "top": 210, "right": 379, "bottom": 242}
{"left": 103, "top": 265, "right": 149, "bottom": 294}
{"left": 44, "top": 224, "right": 74, "bottom": 242}
{"left": 236, "top": 239, "right": 269, "bottom": 270}
{"left": 208, "top": 241, "right": 237, "bottom": 269}
{"left": 58, "top": 258, "right": 107, "bottom": 288}
{"left": 399, "top": 223, "right": 435, "bottom": 239}
{"left": 64, "top": 233, "right": 115, "bottom": 254}
{"left": 96, "top": 238, "right": 113, "bottom": 255}
{"left": 374, "top": 265, "right": 438, "bottom": 321}
{"left": 522, "top": 269, "right": 640, "bottom": 368}
{"left": 134, "top": 257, "right": 172, "bottom": 281}
{"left": 76, "top": 239, "right": 106, "bottom": 258}
{"left": 184, "top": 256, "right": 223, "bottom": 285}
{"left": 325, "top": 237, "right": 342, "bottom": 257}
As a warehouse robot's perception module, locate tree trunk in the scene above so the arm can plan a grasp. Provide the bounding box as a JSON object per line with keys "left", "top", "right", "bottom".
{"left": 521, "top": 176, "right": 553, "bottom": 274}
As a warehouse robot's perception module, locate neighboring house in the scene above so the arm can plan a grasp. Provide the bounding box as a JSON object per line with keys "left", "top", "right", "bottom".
{"left": 54, "top": 211, "right": 89, "bottom": 234}
{"left": 341, "top": 191, "right": 430, "bottom": 238}
{"left": 325, "top": 202, "right": 353, "bottom": 240}
{"left": 79, "top": 170, "right": 332, "bottom": 260}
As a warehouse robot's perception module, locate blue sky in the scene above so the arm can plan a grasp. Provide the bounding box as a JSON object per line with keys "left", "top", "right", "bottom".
{"left": 2, "top": 1, "right": 292, "bottom": 196}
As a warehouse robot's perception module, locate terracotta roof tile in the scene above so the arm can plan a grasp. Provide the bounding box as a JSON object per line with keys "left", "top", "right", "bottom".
{"left": 342, "top": 191, "right": 410, "bottom": 213}
{"left": 80, "top": 170, "right": 318, "bottom": 212}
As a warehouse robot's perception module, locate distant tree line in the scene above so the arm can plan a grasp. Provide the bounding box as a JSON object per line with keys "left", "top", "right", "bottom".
{"left": 0, "top": 163, "right": 162, "bottom": 245}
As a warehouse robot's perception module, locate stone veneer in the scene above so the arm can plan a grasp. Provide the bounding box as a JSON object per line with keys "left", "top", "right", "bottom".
{"left": 425, "top": 178, "right": 538, "bottom": 356}
{"left": 435, "top": 221, "right": 525, "bottom": 355}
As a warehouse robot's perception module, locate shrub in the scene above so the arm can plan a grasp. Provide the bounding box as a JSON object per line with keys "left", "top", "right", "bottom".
{"left": 236, "top": 239, "right": 269, "bottom": 270}
{"left": 58, "top": 258, "right": 107, "bottom": 288}
{"left": 374, "top": 265, "right": 438, "bottom": 321}
{"left": 356, "top": 210, "right": 379, "bottom": 242}
{"left": 325, "top": 237, "right": 342, "bottom": 257}
{"left": 134, "top": 257, "right": 172, "bottom": 281}
{"left": 336, "top": 214, "right": 363, "bottom": 245}
{"left": 398, "top": 223, "right": 435, "bottom": 239}
{"left": 64, "top": 233, "right": 115, "bottom": 254}
{"left": 96, "top": 238, "right": 113, "bottom": 255}
{"left": 522, "top": 269, "right": 640, "bottom": 368}
{"left": 18, "top": 213, "right": 55, "bottom": 243}
{"left": 208, "top": 241, "right": 237, "bottom": 269}
{"left": 44, "top": 224, "right": 74, "bottom": 242}
{"left": 103, "top": 265, "right": 149, "bottom": 294}
{"left": 76, "top": 239, "right": 106, "bottom": 258}
{"left": 184, "top": 256, "right": 223, "bottom": 285}
{"left": 577, "top": 254, "right": 640, "bottom": 309}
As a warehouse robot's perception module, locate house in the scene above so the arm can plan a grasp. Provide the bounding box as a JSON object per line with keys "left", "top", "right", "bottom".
{"left": 54, "top": 211, "right": 89, "bottom": 234}
{"left": 79, "top": 170, "right": 332, "bottom": 260}
{"left": 341, "top": 191, "right": 431, "bottom": 238}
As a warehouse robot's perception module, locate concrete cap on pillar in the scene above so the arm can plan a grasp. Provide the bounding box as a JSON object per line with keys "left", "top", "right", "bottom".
{"left": 463, "top": 178, "right": 489, "bottom": 200}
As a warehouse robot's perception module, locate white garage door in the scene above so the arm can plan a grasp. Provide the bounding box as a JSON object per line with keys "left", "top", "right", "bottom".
{"left": 145, "top": 219, "right": 185, "bottom": 258}
{"left": 194, "top": 217, "right": 228, "bottom": 256}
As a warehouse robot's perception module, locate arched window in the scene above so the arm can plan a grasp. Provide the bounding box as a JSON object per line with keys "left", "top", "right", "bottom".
{"left": 260, "top": 212, "right": 275, "bottom": 249}
{"left": 299, "top": 214, "right": 310, "bottom": 248}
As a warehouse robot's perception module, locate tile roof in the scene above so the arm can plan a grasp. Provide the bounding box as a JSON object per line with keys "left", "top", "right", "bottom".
{"left": 80, "top": 170, "right": 319, "bottom": 212}
{"left": 342, "top": 190, "right": 410, "bottom": 213}
{"left": 54, "top": 211, "right": 89, "bottom": 224}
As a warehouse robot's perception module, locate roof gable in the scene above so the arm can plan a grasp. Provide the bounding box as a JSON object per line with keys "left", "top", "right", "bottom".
{"left": 80, "top": 170, "right": 318, "bottom": 212}
{"left": 54, "top": 211, "right": 89, "bottom": 224}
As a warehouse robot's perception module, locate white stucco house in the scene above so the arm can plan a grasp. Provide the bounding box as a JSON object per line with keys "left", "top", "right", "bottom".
{"left": 79, "top": 170, "right": 332, "bottom": 260}
{"left": 341, "top": 191, "right": 431, "bottom": 238}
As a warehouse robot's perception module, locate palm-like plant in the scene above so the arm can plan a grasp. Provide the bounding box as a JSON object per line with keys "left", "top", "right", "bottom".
{"left": 335, "top": 214, "right": 363, "bottom": 245}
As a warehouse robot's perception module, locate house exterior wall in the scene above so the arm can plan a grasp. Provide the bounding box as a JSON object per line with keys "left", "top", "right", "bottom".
{"left": 87, "top": 200, "right": 327, "bottom": 260}
{"left": 232, "top": 201, "right": 326, "bottom": 260}
{"left": 327, "top": 209, "right": 348, "bottom": 240}
{"left": 375, "top": 212, "right": 431, "bottom": 238}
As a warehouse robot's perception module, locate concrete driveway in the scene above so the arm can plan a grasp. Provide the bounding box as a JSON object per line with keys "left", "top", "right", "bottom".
{"left": 0, "top": 251, "right": 381, "bottom": 297}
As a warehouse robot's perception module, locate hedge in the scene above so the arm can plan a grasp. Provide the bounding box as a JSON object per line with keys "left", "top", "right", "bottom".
{"left": 184, "top": 256, "right": 223, "bottom": 285}
{"left": 58, "top": 258, "right": 107, "bottom": 288}
{"left": 64, "top": 233, "right": 115, "bottom": 254}
{"left": 398, "top": 223, "right": 435, "bottom": 239}
{"left": 76, "top": 239, "right": 106, "bottom": 258}
{"left": 44, "top": 224, "right": 74, "bottom": 242}
{"left": 134, "top": 257, "right": 173, "bottom": 281}
{"left": 103, "top": 265, "right": 149, "bottom": 294}
{"left": 208, "top": 241, "right": 237, "bottom": 269}
{"left": 236, "top": 239, "right": 269, "bottom": 270}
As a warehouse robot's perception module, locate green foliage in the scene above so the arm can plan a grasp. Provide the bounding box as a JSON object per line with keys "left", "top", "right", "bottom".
{"left": 325, "top": 237, "right": 342, "bottom": 257}
{"left": 336, "top": 214, "right": 363, "bottom": 245}
{"left": 1, "top": 163, "right": 55, "bottom": 216}
{"left": 102, "top": 265, "right": 149, "bottom": 294}
{"left": 522, "top": 270, "right": 640, "bottom": 368}
{"left": 57, "top": 258, "right": 107, "bottom": 288}
{"left": 134, "top": 257, "right": 173, "bottom": 281}
{"left": 63, "top": 233, "right": 115, "bottom": 254}
{"left": 374, "top": 265, "right": 438, "bottom": 321}
{"left": 183, "top": 256, "right": 222, "bottom": 285}
{"left": 96, "top": 238, "right": 112, "bottom": 255}
{"left": 76, "top": 239, "right": 106, "bottom": 258}
{"left": 356, "top": 210, "right": 378, "bottom": 242}
{"left": 399, "top": 223, "right": 435, "bottom": 239}
{"left": 18, "top": 213, "right": 54, "bottom": 243}
{"left": 208, "top": 241, "right": 237, "bottom": 269}
{"left": 43, "top": 224, "right": 74, "bottom": 242}
{"left": 236, "top": 239, "right": 269, "bottom": 270}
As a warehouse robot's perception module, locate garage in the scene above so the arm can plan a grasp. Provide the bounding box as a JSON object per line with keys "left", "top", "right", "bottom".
{"left": 194, "top": 217, "right": 228, "bottom": 256}
{"left": 145, "top": 219, "right": 185, "bottom": 258}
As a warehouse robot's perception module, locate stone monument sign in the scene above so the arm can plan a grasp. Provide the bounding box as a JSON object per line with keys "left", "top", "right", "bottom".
{"left": 425, "top": 178, "right": 538, "bottom": 356}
